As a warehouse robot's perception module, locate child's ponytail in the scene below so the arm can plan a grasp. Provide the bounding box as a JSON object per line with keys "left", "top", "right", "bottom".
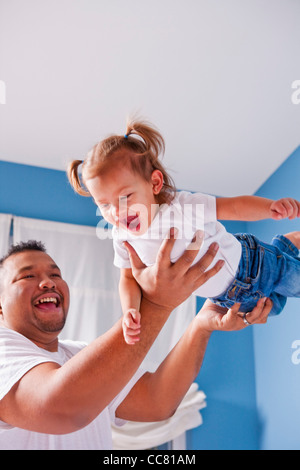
{"left": 124, "top": 119, "right": 165, "bottom": 163}
{"left": 67, "top": 160, "right": 90, "bottom": 196}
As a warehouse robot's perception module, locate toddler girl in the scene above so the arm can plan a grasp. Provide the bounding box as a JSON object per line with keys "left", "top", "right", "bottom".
{"left": 68, "top": 119, "right": 300, "bottom": 344}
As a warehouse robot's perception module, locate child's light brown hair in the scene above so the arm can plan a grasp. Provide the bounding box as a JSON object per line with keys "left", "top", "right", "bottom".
{"left": 67, "top": 119, "right": 176, "bottom": 205}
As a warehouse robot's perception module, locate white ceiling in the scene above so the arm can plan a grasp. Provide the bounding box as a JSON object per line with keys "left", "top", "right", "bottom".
{"left": 0, "top": 0, "right": 299, "bottom": 197}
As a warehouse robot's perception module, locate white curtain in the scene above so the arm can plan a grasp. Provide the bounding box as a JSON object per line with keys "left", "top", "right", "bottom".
{"left": 0, "top": 214, "right": 12, "bottom": 258}
{"left": 140, "top": 295, "right": 197, "bottom": 372}
{"left": 13, "top": 215, "right": 206, "bottom": 448}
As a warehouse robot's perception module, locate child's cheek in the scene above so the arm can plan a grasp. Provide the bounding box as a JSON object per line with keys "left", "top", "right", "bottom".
{"left": 100, "top": 210, "right": 113, "bottom": 225}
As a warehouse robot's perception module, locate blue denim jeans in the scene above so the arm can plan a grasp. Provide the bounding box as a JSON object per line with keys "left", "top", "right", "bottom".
{"left": 210, "top": 233, "right": 300, "bottom": 316}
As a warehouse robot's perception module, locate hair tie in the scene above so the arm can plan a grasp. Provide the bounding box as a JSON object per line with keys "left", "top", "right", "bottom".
{"left": 124, "top": 134, "right": 128, "bottom": 139}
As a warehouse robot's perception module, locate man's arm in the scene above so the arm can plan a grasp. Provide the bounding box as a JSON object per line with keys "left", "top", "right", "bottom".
{"left": 0, "top": 230, "right": 223, "bottom": 435}
{"left": 216, "top": 195, "right": 300, "bottom": 221}
{"left": 116, "top": 298, "right": 272, "bottom": 421}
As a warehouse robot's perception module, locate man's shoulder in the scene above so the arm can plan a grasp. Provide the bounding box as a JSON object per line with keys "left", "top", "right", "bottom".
{"left": 0, "top": 326, "right": 32, "bottom": 345}
{"left": 58, "top": 338, "right": 87, "bottom": 356}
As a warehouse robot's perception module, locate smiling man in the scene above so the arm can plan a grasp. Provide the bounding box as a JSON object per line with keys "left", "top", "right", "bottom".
{"left": 0, "top": 237, "right": 271, "bottom": 450}
{"left": 0, "top": 241, "right": 69, "bottom": 349}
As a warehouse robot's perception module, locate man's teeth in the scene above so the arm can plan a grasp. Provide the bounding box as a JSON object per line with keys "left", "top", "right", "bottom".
{"left": 35, "top": 297, "right": 58, "bottom": 305}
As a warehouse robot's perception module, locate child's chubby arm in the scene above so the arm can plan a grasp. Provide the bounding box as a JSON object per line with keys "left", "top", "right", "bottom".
{"left": 119, "top": 268, "right": 142, "bottom": 345}
{"left": 216, "top": 195, "right": 300, "bottom": 222}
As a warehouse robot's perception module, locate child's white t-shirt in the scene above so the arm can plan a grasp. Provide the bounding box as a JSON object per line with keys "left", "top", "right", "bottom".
{"left": 0, "top": 327, "right": 144, "bottom": 450}
{"left": 113, "top": 191, "right": 242, "bottom": 298}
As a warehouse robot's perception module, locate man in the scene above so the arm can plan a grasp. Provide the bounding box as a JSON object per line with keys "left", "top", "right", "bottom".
{"left": 0, "top": 230, "right": 271, "bottom": 449}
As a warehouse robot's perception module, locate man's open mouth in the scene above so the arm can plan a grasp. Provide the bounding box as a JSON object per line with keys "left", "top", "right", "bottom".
{"left": 33, "top": 294, "right": 61, "bottom": 311}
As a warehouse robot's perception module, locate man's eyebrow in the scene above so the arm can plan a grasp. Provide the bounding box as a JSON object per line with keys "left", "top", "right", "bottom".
{"left": 50, "top": 264, "right": 61, "bottom": 271}
{"left": 17, "top": 264, "right": 61, "bottom": 274}
{"left": 17, "top": 265, "right": 35, "bottom": 274}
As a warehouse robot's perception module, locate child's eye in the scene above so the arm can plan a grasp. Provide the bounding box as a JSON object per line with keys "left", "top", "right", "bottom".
{"left": 120, "top": 194, "right": 132, "bottom": 202}
{"left": 99, "top": 203, "right": 110, "bottom": 210}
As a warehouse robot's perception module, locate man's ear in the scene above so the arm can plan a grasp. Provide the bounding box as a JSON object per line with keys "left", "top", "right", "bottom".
{"left": 151, "top": 170, "right": 164, "bottom": 195}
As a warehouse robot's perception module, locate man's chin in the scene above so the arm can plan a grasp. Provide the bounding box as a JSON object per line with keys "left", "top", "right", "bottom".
{"left": 34, "top": 309, "right": 67, "bottom": 333}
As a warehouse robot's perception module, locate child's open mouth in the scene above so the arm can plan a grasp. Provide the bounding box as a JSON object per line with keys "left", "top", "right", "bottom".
{"left": 120, "top": 215, "right": 140, "bottom": 232}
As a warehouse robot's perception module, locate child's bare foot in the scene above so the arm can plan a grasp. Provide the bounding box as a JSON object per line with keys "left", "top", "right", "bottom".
{"left": 284, "top": 231, "right": 300, "bottom": 250}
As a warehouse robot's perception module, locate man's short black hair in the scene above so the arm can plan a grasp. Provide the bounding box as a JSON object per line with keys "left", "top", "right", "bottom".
{"left": 0, "top": 240, "right": 46, "bottom": 267}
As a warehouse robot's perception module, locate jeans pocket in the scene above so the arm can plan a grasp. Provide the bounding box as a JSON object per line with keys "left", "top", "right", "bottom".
{"left": 247, "top": 246, "right": 264, "bottom": 284}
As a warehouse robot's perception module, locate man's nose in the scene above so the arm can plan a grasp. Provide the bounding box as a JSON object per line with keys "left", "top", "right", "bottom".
{"left": 39, "top": 276, "right": 56, "bottom": 289}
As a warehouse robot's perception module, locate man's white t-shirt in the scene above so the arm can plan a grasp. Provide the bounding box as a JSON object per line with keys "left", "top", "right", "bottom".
{"left": 113, "top": 191, "right": 242, "bottom": 298}
{"left": 0, "top": 327, "right": 144, "bottom": 450}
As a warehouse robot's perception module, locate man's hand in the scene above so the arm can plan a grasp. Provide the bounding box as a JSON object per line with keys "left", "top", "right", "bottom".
{"left": 196, "top": 297, "right": 273, "bottom": 333}
{"left": 124, "top": 229, "right": 224, "bottom": 311}
{"left": 270, "top": 198, "right": 300, "bottom": 220}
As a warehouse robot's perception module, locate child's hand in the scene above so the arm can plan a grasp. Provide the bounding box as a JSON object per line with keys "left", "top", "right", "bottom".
{"left": 270, "top": 198, "right": 300, "bottom": 220}
{"left": 122, "top": 309, "right": 141, "bottom": 345}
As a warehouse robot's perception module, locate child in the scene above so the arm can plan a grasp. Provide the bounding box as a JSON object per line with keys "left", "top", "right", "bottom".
{"left": 68, "top": 119, "right": 300, "bottom": 344}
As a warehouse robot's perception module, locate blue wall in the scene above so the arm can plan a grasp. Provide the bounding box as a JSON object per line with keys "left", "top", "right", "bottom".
{"left": 188, "top": 146, "right": 300, "bottom": 449}
{"left": 187, "top": 220, "right": 259, "bottom": 450}
{"left": 247, "top": 146, "right": 300, "bottom": 450}
{"left": 0, "top": 160, "right": 98, "bottom": 226}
